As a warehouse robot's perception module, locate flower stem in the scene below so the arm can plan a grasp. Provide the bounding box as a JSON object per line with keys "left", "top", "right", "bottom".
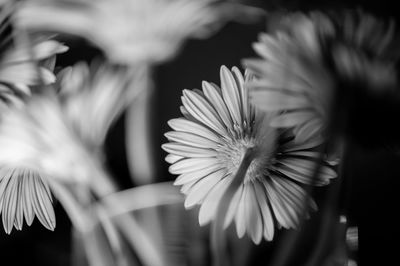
{"left": 211, "top": 147, "right": 256, "bottom": 266}
{"left": 93, "top": 167, "right": 166, "bottom": 266}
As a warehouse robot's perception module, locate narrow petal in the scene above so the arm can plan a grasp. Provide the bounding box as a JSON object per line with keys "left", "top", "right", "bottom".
{"left": 14, "top": 177, "right": 24, "bottom": 230}
{"left": 223, "top": 185, "right": 243, "bottom": 229}
{"left": 20, "top": 172, "right": 33, "bottom": 226}
{"left": 263, "top": 179, "right": 296, "bottom": 229}
{"left": 31, "top": 174, "right": 55, "bottom": 230}
{"left": 220, "top": 66, "right": 242, "bottom": 125}
{"left": 253, "top": 181, "right": 274, "bottom": 241}
{"left": 168, "top": 118, "right": 220, "bottom": 143}
{"left": 165, "top": 131, "right": 218, "bottom": 149}
{"left": 169, "top": 157, "right": 218, "bottom": 175}
{"left": 202, "top": 81, "right": 233, "bottom": 130}
{"left": 182, "top": 90, "right": 227, "bottom": 135}
{"left": 244, "top": 183, "right": 263, "bottom": 244}
{"left": 234, "top": 184, "right": 247, "bottom": 238}
{"left": 2, "top": 174, "right": 18, "bottom": 234}
{"left": 174, "top": 163, "right": 222, "bottom": 185}
{"left": 162, "top": 142, "right": 218, "bottom": 158}
{"left": 165, "top": 154, "right": 183, "bottom": 164}
{"left": 231, "top": 67, "right": 250, "bottom": 125}
{"left": 184, "top": 169, "right": 226, "bottom": 208}
{"left": 198, "top": 176, "right": 231, "bottom": 226}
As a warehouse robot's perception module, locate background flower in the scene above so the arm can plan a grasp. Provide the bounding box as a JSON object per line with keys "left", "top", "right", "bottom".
{"left": 0, "top": 6, "right": 68, "bottom": 233}
{"left": 15, "top": 0, "right": 264, "bottom": 64}
{"left": 0, "top": 167, "right": 55, "bottom": 233}
{"left": 56, "top": 61, "right": 146, "bottom": 149}
{"left": 243, "top": 11, "right": 398, "bottom": 144}
{"left": 163, "top": 65, "right": 336, "bottom": 243}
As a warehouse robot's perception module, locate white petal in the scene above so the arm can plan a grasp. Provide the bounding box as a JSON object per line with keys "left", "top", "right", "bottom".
{"left": 198, "top": 176, "right": 231, "bottom": 226}
{"left": 2, "top": 174, "right": 18, "bottom": 234}
{"left": 182, "top": 90, "right": 227, "bottom": 135}
{"left": 262, "top": 179, "right": 294, "bottom": 229}
{"left": 234, "top": 184, "right": 247, "bottom": 238}
{"left": 22, "top": 171, "right": 34, "bottom": 225}
{"left": 165, "top": 154, "right": 183, "bottom": 164}
{"left": 223, "top": 185, "right": 243, "bottom": 229}
{"left": 184, "top": 169, "right": 226, "bottom": 208}
{"left": 202, "top": 81, "right": 233, "bottom": 130}
{"left": 162, "top": 142, "right": 218, "bottom": 158}
{"left": 165, "top": 131, "right": 218, "bottom": 149}
{"left": 253, "top": 181, "right": 274, "bottom": 241}
{"left": 169, "top": 157, "right": 218, "bottom": 174}
{"left": 231, "top": 67, "right": 250, "bottom": 125}
{"left": 244, "top": 183, "right": 263, "bottom": 244}
{"left": 220, "top": 66, "right": 242, "bottom": 125}
{"left": 168, "top": 118, "right": 220, "bottom": 143}
{"left": 31, "top": 173, "right": 55, "bottom": 230}
{"left": 174, "top": 163, "right": 222, "bottom": 185}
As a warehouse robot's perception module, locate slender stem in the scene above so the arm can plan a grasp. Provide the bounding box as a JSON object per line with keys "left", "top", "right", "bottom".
{"left": 93, "top": 167, "right": 166, "bottom": 266}
{"left": 305, "top": 140, "right": 347, "bottom": 266}
{"left": 212, "top": 148, "right": 256, "bottom": 266}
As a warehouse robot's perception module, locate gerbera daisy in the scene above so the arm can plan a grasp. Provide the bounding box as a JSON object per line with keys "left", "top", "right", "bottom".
{"left": 14, "top": 0, "right": 262, "bottom": 64}
{"left": 0, "top": 9, "right": 67, "bottom": 233}
{"left": 243, "top": 11, "right": 397, "bottom": 143}
{"left": 56, "top": 61, "right": 146, "bottom": 148}
{"left": 0, "top": 59, "right": 146, "bottom": 233}
{"left": 0, "top": 167, "right": 55, "bottom": 233}
{"left": 162, "top": 66, "right": 336, "bottom": 243}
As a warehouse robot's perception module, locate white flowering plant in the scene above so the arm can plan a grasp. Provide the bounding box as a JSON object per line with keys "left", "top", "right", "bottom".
{"left": 1, "top": 0, "right": 397, "bottom": 266}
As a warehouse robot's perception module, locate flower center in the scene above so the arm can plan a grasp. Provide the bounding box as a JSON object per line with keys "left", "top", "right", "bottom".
{"left": 217, "top": 136, "right": 275, "bottom": 184}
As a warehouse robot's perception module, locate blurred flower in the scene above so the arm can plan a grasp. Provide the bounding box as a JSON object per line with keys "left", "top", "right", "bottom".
{"left": 56, "top": 61, "right": 146, "bottom": 149}
{"left": 15, "top": 0, "right": 263, "bottom": 64}
{"left": 0, "top": 59, "right": 143, "bottom": 182}
{"left": 0, "top": 167, "right": 55, "bottom": 233}
{"left": 0, "top": 96, "right": 96, "bottom": 185}
{"left": 243, "top": 11, "right": 398, "bottom": 143}
{"left": 162, "top": 66, "right": 336, "bottom": 243}
{"left": 0, "top": 36, "right": 68, "bottom": 97}
{"left": 0, "top": 8, "right": 68, "bottom": 233}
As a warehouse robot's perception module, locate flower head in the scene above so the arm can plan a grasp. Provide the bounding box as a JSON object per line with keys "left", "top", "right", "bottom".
{"left": 243, "top": 11, "right": 398, "bottom": 143}
{"left": 56, "top": 61, "right": 146, "bottom": 148}
{"left": 0, "top": 59, "right": 145, "bottom": 233}
{"left": 162, "top": 66, "right": 336, "bottom": 243}
{"left": 15, "top": 0, "right": 261, "bottom": 64}
{"left": 0, "top": 34, "right": 68, "bottom": 96}
{"left": 0, "top": 167, "right": 55, "bottom": 233}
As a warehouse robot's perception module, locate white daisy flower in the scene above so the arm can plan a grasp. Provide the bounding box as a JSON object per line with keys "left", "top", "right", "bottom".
{"left": 162, "top": 66, "right": 336, "bottom": 244}
{"left": 0, "top": 95, "right": 81, "bottom": 233}
{"left": 0, "top": 60, "right": 145, "bottom": 234}
{"left": 0, "top": 167, "right": 55, "bottom": 233}
{"left": 0, "top": 9, "right": 68, "bottom": 233}
{"left": 15, "top": 0, "right": 262, "bottom": 64}
{"left": 243, "top": 11, "right": 397, "bottom": 143}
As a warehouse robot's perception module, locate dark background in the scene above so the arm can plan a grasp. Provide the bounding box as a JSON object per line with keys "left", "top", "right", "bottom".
{"left": 2, "top": 0, "right": 400, "bottom": 265}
